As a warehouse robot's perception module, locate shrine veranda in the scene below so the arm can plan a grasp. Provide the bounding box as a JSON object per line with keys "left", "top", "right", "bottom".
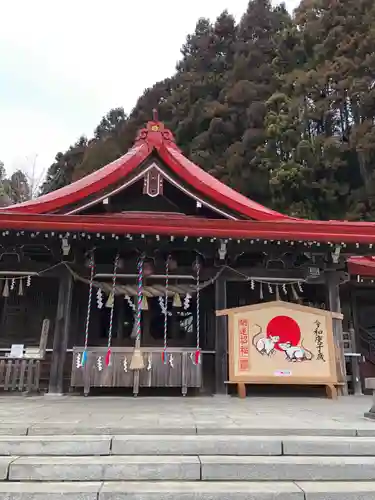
{"left": 0, "top": 116, "right": 374, "bottom": 397}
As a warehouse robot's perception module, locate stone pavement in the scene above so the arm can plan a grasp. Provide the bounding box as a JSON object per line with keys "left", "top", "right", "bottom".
{"left": 0, "top": 394, "right": 373, "bottom": 435}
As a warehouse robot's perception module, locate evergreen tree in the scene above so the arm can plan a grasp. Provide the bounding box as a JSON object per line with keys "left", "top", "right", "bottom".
{"left": 38, "top": 0, "right": 375, "bottom": 221}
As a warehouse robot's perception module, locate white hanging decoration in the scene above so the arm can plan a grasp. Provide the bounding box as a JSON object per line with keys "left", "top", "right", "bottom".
{"left": 125, "top": 295, "right": 136, "bottom": 312}
{"left": 183, "top": 293, "right": 191, "bottom": 310}
{"left": 10, "top": 278, "right": 16, "bottom": 291}
{"left": 282, "top": 283, "right": 287, "bottom": 294}
{"left": 123, "top": 357, "right": 128, "bottom": 372}
{"left": 169, "top": 354, "right": 174, "bottom": 368}
{"left": 259, "top": 283, "right": 263, "bottom": 300}
{"left": 96, "top": 288, "right": 104, "bottom": 309}
{"left": 250, "top": 279, "right": 255, "bottom": 290}
{"left": 158, "top": 296, "right": 166, "bottom": 314}
{"left": 158, "top": 296, "right": 172, "bottom": 316}
{"left": 147, "top": 354, "right": 152, "bottom": 371}
{"left": 297, "top": 282, "right": 303, "bottom": 292}
{"left": 76, "top": 353, "right": 81, "bottom": 368}
{"left": 26, "top": 276, "right": 32, "bottom": 287}
{"left": 268, "top": 283, "right": 273, "bottom": 294}
{"left": 97, "top": 356, "right": 103, "bottom": 372}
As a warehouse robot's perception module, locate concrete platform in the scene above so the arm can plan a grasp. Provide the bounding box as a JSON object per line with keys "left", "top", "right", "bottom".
{"left": 0, "top": 394, "right": 372, "bottom": 437}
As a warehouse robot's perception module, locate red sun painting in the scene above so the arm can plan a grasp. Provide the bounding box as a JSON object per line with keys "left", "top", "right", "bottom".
{"left": 266, "top": 315, "right": 301, "bottom": 351}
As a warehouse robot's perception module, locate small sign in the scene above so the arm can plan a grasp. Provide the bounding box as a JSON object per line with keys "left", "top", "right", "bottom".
{"left": 308, "top": 267, "right": 320, "bottom": 278}
{"left": 274, "top": 370, "right": 292, "bottom": 377}
{"left": 9, "top": 344, "right": 24, "bottom": 358}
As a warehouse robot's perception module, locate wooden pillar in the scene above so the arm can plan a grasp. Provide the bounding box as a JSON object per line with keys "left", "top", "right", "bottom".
{"left": 326, "top": 271, "right": 348, "bottom": 395}
{"left": 215, "top": 277, "right": 228, "bottom": 395}
{"left": 349, "top": 287, "right": 363, "bottom": 395}
{"left": 48, "top": 268, "right": 73, "bottom": 395}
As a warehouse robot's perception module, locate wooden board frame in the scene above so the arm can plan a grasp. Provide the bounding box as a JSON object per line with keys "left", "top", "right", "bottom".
{"left": 216, "top": 300, "right": 339, "bottom": 386}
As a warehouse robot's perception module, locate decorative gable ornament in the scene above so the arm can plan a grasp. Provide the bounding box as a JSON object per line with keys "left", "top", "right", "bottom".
{"left": 143, "top": 166, "right": 163, "bottom": 197}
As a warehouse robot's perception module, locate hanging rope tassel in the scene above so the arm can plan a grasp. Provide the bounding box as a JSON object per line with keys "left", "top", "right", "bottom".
{"left": 130, "top": 254, "right": 145, "bottom": 370}
{"left": 82, "top": 252, "right": 95, "bottom": 368}
{"left": 162, "top": 255, "right": 170, "bottom": 365}
{"left": 106, "top": 253, "right": 119, "bottom": 367}
{"left": 194, "top": 256, "right": 201, "bottom": 365}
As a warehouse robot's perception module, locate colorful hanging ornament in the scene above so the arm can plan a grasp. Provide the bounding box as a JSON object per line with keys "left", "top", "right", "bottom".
{"left": 106, "top": 253, "right": 119, "bottom": 367}
{"left": 26, "top": 275, "right": 31, "bottom": 287}
{"left": 193, "top": 256, "right": 201, "bottom": 365}
{"left": 130, "top": 254, "right": 145, "bottom": 370}
{"left": 82, "top": 252, "right": 95, "bottom": 368}
{"left": 10, "top": 278, "right": 15, "bottom": 291}
{"left": 2, "top": 279, "right": 9, "bottom": 297}
{"left": 18, "top": 279, "right": 24, "bottom": 297}
{"left": 162, "top": 255, "right": 170, "bottom": 365}
{"left": 172, "top": 293, "right": 182, "bottom": 308}
{"left": 96, "top": 288, "right": 104, "bottom": 309}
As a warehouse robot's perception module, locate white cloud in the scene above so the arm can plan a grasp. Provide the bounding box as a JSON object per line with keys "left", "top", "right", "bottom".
{"left": 0, "top": 0, "right": 299, "bottom": 177}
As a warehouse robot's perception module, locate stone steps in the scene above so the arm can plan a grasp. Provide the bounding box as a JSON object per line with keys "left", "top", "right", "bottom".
{"left": 0, "top": 481, "right": 375, "bottom": 499}
{"left": 3, "top": 455, "right": 375, "bottom": 482}
{"left": 3, "top": 423, "right": 375, "bottom": 437}
{"left": 0, "top": 434, "right": 375, "bottom": 456}
{"left": 0, "top": 434, "right": 374, "bottom": 498}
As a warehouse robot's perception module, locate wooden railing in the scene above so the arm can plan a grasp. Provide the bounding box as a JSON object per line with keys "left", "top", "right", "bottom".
{"left": 71, "top": 347, "right": 203, "bottom": 396}
{"left": 0, "top": 358, "right": 41, "bottom": 392}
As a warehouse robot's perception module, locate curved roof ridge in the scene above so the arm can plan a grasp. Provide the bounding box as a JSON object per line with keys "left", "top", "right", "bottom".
{"left": 3, "top": 119, "right": 295, "bottom": 220}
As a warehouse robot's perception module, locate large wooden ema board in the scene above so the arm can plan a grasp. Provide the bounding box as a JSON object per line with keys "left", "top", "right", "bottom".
{"left": 216, "top": 301, "right": 343, "bottom": 399}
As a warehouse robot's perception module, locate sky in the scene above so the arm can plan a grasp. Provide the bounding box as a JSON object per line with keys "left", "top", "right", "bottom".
{"left": 0, "top": 0, "right": 299, "bottom": 181}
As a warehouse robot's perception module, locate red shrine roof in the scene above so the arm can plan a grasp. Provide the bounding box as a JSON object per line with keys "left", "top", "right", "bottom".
{"left": 3, "top": 120, "right": 292, "bottom": 221}
{"left": 1, "top": 118, "right": 375, "bottom": 278}
{"left": 347, "top": 256, "right": 375, "bottom": 277}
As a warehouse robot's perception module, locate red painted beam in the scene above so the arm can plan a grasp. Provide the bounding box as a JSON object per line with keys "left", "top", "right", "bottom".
{"left": 0, "top": 213, "right": 375, "bottom": 244}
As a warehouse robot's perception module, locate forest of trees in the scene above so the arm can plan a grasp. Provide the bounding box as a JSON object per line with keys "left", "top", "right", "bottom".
{"left": 0, "top": 161, "right": 31, "bottom": 207}
{"left": 38, "top": 0, "right": 375, "bottom": 221}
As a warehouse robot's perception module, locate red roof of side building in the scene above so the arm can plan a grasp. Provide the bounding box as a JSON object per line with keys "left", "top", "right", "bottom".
{"left": 3, "top": 120, "right": 293, "bottom": 221}
{"left": 347, "top": 256, "right": 375, "bottom": 277}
